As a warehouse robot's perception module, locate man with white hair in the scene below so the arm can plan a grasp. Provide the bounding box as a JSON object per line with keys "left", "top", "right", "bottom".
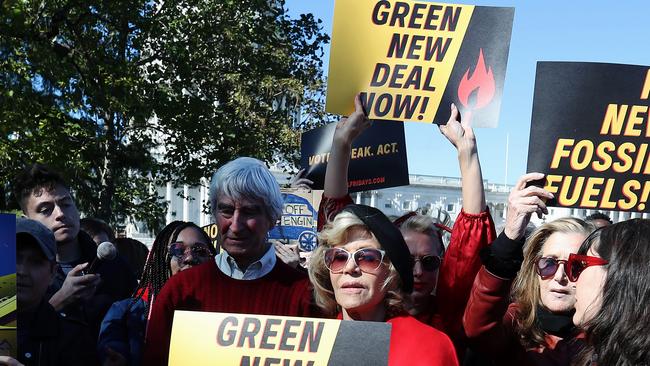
{"left": 143, "top": 157, "right": 316, "bottom": 365}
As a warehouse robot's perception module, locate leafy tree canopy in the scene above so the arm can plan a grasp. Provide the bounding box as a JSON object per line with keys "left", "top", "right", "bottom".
{"left": 0, "top": 0, "right": 329, "bottom": 232}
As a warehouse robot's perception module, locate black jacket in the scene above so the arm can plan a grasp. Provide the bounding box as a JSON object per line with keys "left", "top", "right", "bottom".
{"left": 46, "top": 231, "right": 137, "bottom": 350}
{"left": 18, "top": 299, "right": 97, "bottom": 365}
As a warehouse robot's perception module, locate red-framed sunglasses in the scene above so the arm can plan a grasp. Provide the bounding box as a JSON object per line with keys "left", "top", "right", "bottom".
{"left": 566, "top": 253, "right": 608, "bottom": 282}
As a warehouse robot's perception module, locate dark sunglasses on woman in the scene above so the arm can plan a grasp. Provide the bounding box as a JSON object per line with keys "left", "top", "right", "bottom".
{"left": 168, "top": 242, "right": 213, "bottom": 261}
{"left": 411, "top": 255, "right": 442, "bottom": 272}
{"left": 324, "top": 247, "right": 386, "bottom": 273}
{"left": 535, "top": 255, "right": 608, "bottom": 281}
{"left": 566, "top": 253, "right": 608, "bottom": 282}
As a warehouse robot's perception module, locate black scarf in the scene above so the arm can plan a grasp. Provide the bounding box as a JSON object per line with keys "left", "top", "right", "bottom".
{"left": 536, "top": 305, "right": 576, "bottom": 338}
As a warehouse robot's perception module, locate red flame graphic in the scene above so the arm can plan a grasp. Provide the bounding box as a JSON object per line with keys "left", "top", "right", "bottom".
{"left": 457, "top": 49, "right": 496, "bottom": 112}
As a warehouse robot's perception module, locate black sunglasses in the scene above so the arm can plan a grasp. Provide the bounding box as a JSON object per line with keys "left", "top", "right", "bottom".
{"left": 169, "top": 242, "right": 212, "bottom": 261}
{"left": 411, "top": 255, "right": 441, "bottom": 272}
{"left": 535, "top": 257, "right": 569, "bottom": 280}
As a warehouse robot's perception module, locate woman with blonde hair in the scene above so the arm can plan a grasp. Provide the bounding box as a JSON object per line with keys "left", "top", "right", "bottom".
{"left": 317, "top": 95, "right": 496, "bottom": 361}
{"left": 464, "top": 173, "right": 594, "bottom": 365}
{"left": 309, "top": 204, "right": 458, "bottom": 365}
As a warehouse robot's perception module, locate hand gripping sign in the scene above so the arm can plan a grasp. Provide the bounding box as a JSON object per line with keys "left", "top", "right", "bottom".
{"left": 527, "top": 62, "right": 650, "bottom": 213}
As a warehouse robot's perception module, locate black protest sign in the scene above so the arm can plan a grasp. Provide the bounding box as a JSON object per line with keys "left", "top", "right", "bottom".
{"left": 431, "top": 5, "right": 514, "bottom": 127}
{"left": 300, "top": 121, "right": 409, "bottom": 193}
{"left": 201, "top": 223, "right": 220, "bottom": 252}
{"left": 527, "top": 62, "right": 650, "bottom": 212}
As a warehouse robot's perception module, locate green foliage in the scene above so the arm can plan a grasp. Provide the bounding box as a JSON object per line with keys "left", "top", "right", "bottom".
{"left": 0, "top": 0, "right": 328, "bottom": 233}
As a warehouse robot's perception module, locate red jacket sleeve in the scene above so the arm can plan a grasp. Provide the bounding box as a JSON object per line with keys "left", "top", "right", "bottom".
{"left": 142, "top": 274, "right": 182, "bottom": 366}
{"left": 317, "top": 194, "right": 353, "bottom": 232}
{"left": 435, "top": 208, "right": 496, "bottom": 338}
{"left": 462, "top": 266, "right": 519, "bottom": 356}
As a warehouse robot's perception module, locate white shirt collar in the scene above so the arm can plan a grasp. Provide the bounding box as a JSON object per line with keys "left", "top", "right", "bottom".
{"left": 215, "top": 243, "right": 276, "bottom": 280}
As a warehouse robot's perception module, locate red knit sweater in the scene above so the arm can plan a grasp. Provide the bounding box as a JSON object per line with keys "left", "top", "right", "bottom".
{"left": 143, "top": 259, "right": 316, "bottom": 365}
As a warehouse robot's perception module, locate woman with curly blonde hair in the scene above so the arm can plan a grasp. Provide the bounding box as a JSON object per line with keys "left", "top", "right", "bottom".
{"left": 464, "top": 173, "right": 594, "bottom": 365}
{"left": 309, "top": 204, "right": 458, "bottom": 366}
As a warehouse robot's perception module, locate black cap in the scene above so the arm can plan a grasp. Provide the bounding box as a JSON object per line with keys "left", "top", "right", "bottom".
{"left": 16, "top": 217, "right": 57, "bottom": 262}
{"left": 342, "top": 204, "right": 413, "bottom": 293}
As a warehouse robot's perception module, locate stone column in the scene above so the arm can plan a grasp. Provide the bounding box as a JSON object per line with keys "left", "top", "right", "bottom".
{"left": 166, "top": 182, "right": 173, "bottom": 224}
{"left": 183, "top": 184, "right": 190, "bottom": 222}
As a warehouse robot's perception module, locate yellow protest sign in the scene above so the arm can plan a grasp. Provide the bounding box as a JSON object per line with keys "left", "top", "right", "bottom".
{"left": 168, "top": 311, "right": 391, "bottom": 365}
{"left": 326, "top": 0, "right": 514, "bottom": 127}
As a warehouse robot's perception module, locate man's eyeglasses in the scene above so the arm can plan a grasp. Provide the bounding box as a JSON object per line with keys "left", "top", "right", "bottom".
{"left": 169, "top": 242, "right": 213, "bottom": 261}
{"left": 566, "top": 253, "right": 608, "bottom": 282}
{"left": 324, "top": 248, "right": 386, "bottom": 273}
{"left": 411, "top": 255, "right": 441, "bottom": 272}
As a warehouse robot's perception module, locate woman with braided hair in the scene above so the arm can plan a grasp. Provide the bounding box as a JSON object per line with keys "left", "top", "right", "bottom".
{"left": 97, "top": 221, "right": 217, "bottom": 366}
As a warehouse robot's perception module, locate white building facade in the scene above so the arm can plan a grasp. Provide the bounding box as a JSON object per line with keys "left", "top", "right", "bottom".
{"left": 126, "top": 170, "right": 649, "bottom": 246}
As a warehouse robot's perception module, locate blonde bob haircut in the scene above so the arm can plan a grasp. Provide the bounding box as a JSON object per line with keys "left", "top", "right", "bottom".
{"left": 511, "top": 217, "right": 594, "bottom": 349}
{"left": 308, "top": 211, "right": 406, "bottom": 317}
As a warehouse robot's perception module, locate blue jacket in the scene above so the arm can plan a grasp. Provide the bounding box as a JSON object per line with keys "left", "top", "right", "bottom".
{"left": 97, "top": 298, "right": 147, "bottom": 366}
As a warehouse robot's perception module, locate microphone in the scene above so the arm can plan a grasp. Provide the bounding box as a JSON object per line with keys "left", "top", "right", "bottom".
{"left": 85, "top": 241, "right": 118, "bottom": 274}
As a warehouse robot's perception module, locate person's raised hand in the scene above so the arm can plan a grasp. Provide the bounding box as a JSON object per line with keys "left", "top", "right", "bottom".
{"left": 289, "top": 168, "right": 314, "bottom": 191}
{"left": 49, "top": 262, "right": 101, "bottom": 311}
{"left": 504, "top": 173, "right": 554, "bottom": 241}
{"left": 439, "top": 103, "right": 477, "bottom": 157}
{"left": 274, "top": 242, "right": 301, "bottom": 269}
{"left": 333, "top": 93, "right": 371, "bottom": 147}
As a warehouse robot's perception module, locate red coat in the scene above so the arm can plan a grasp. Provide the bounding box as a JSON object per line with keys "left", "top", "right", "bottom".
{"left": 463, "top": 266, "right": 583, "bottom": 366}
{"left": 431, "top": 209, "right": 496, "bottom": 339}
{"left": 387, "top": 315, "right": 459, "bottom": 366}
{"left": 318, "top": 195, "right": 496, "bottom": 347}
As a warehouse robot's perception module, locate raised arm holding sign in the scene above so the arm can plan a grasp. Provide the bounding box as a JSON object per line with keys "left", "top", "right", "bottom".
{"left": 324, "top": 94, "right": 372, "bottom": 200}
{"left": 315, "top": 94, "right": 495, "bottom": 361}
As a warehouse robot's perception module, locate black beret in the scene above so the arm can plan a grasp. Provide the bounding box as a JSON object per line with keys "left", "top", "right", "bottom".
{"left": 342, "top": 204, "right": 413, "bottom": 293}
